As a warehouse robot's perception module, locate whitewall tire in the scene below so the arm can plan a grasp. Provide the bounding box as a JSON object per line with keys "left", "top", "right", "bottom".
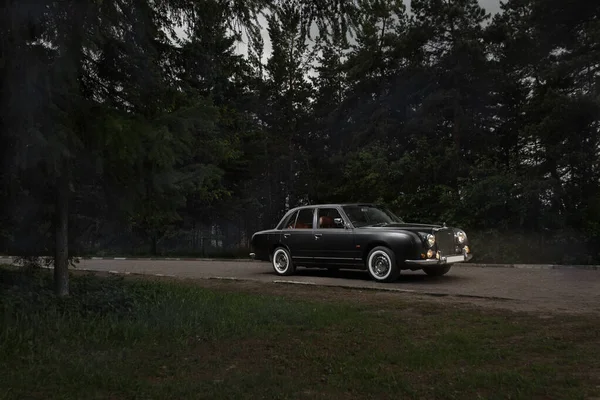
{"left": 271, "top": 247, "right": 295, "bottom": 276}
{"left": 366, "top": 246, "right": 400, "bottom": 283}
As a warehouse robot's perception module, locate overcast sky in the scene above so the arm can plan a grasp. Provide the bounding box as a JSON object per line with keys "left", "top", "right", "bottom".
{"left": 479, "top": 0, "right": 501, "bottom": 14}
{"left": 228, "top": 0, "right": 502, "bottom": 61}
{"left": 171, "top": 1, "right": 502, "bottom": 61}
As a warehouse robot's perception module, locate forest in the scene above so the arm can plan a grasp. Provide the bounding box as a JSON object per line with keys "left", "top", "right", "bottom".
{"left": 1, "top": 0, "right": 599, "bottom": 289}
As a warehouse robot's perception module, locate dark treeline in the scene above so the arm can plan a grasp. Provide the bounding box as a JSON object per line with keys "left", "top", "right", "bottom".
{"left": 1, "top": 0, "right": 599, "bottom": 293}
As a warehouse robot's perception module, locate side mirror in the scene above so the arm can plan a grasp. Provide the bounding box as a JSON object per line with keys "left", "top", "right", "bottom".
{"left": 334, "top": 217, "right": 344, "bottom": 227}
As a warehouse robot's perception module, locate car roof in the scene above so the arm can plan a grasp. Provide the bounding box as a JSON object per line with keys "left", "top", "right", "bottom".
{"left": 290, "top": 203, "right": 377, "bottom": 210}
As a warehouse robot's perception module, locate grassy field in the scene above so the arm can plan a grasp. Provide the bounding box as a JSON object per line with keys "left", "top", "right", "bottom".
{"left": 1, "top": 266, "right": 599, "bottom": 400}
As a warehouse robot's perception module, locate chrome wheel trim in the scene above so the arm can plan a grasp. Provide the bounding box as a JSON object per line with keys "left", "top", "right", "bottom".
{"left": 273, "top": 249, "right": 289, "bottom": 273}
{"left": 368, "top": 250, "right": 392, "bottom": 280}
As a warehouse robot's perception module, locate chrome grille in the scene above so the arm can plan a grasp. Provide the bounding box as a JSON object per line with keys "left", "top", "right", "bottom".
{"left": 435, "top": 229, "right": 455, "bottom": 256}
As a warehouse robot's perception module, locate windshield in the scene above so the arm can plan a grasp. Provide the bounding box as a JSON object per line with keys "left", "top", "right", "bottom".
{"left": 341, "top": 205, "right": 404, "bottom": 227}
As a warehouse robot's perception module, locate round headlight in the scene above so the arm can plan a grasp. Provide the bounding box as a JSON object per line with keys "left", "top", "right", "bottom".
{"left": 426, "top": 234, "right": 435, "bottom": 247}
{"left": 456, "top": 231, "right": 466, "bottom": 244}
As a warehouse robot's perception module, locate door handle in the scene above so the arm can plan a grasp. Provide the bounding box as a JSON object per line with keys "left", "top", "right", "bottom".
{"left": 283, "top": 233, "right": 290, "bottom": 239}
{"left": 314, "top": 233, "right": 322, "bottom": 239}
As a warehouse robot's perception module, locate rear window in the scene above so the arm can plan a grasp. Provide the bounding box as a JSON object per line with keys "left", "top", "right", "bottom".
{"left": 279, "top": 211, "right": 298, "bottom": 229}
{"left": 294, "top": 208, "right": 314, "bottom": 229}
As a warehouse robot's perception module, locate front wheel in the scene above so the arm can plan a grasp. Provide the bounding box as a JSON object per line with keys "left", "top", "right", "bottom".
{"left": 366, "top": 246, "right": 400, "bottom": 283}
{"left": 271, "top": 247, "right": 295, "bottom": 276}
{"left": 422, "top": 265, "right": 452, "bottom": 277}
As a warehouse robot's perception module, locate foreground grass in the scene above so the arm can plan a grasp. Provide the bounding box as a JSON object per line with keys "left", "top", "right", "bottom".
{"left": 1, "top": 267, "right": 599, "bottom": 400}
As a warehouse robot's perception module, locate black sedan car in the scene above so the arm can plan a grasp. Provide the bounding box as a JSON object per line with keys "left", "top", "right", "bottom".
{"left": 249, "top": 203, "right": 472, "bottom": 282}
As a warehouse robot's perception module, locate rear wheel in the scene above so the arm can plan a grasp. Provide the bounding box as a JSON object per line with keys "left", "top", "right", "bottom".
{"left": 366, "top": 246, "right": 400, "bottom": 283}
{"left": 271, "top": 247, "right": 295, "bottom": 276}
{"left": 422, "top": 265, "right": 452, "bottom": 276}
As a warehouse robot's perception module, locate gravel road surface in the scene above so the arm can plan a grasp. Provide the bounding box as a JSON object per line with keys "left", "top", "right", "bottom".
{"left": 69, "top": 258, "right": 600, "bottom": 315}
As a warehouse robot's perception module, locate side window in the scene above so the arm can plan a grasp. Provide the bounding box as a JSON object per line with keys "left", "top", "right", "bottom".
{"left": 294, "top": 208, "right": 314, "bottom": 229}
{"left": 317, "top": 208, "right": 344, "bottom": 229}
{"left": 280, "top": 211, "right": 298, "bottom": 230}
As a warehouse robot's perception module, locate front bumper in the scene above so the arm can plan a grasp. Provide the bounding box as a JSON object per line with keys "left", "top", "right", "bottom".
{"left": 404, "top": 253, "right": 473, "bottom": 266}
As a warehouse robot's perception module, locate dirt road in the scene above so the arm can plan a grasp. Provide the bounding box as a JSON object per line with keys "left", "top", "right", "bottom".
{"left": 63, "top": 258, "right": 600, "bottom": 315}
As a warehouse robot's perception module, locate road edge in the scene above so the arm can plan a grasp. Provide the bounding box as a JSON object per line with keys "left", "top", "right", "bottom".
{"left": 0, "top": 255, "right": 598, "bottom": 270}
{"left": 64, "top": 267, "right": 518, "bottom": 303}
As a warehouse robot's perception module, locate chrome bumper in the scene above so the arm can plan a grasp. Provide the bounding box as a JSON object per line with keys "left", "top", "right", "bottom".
{"left": 405, "top": 253, "right": 473, "bottom": 266}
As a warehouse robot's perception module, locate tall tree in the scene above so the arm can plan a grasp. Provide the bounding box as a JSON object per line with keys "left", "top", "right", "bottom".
{"left": 304, "top": 30, "right": 349, "bottom": 202}
{"left": 261, "top": 1, "right": 315, "bottom": 220}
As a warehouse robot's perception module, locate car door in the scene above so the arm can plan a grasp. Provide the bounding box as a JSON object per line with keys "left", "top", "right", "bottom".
{"left": 312, "top": 206, "right": 358, "bottom": 266}
{"left": 281, "top": 207, "right": 317, "bottom": 264}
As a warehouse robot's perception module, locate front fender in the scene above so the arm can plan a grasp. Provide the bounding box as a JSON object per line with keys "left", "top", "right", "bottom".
{"left": 359, "top": 230, "right": 422, "bottom": 263}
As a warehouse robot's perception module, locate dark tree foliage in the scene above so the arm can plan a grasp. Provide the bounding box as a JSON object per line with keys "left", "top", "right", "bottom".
{"left": 1, "top": 0, "right": 599, "bottom": 294}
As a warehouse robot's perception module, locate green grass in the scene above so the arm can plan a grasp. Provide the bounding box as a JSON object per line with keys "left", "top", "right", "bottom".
{"left": 1, "top": 266, "right": 599, "bottom": 400}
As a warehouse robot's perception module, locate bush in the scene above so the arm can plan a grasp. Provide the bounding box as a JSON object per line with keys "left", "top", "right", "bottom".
{"left": 11, "top": 255, "right": 80, "bottom": 272}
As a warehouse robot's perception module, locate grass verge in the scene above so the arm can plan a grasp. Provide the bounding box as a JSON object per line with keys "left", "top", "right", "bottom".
{"left": 1, "top": 265, "right": 599, "bottom": 400}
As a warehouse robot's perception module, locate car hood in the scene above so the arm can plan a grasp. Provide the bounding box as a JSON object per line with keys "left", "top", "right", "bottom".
{"left": 357, "top": 223, "right": 445, "bottom": 234}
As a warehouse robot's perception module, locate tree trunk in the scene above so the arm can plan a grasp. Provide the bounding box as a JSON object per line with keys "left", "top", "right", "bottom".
{"left": 151, "top": 235, "right": 158, "bottom": 256}
{"left": 54, "top": 170, "right": 69, "bottom": 297}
